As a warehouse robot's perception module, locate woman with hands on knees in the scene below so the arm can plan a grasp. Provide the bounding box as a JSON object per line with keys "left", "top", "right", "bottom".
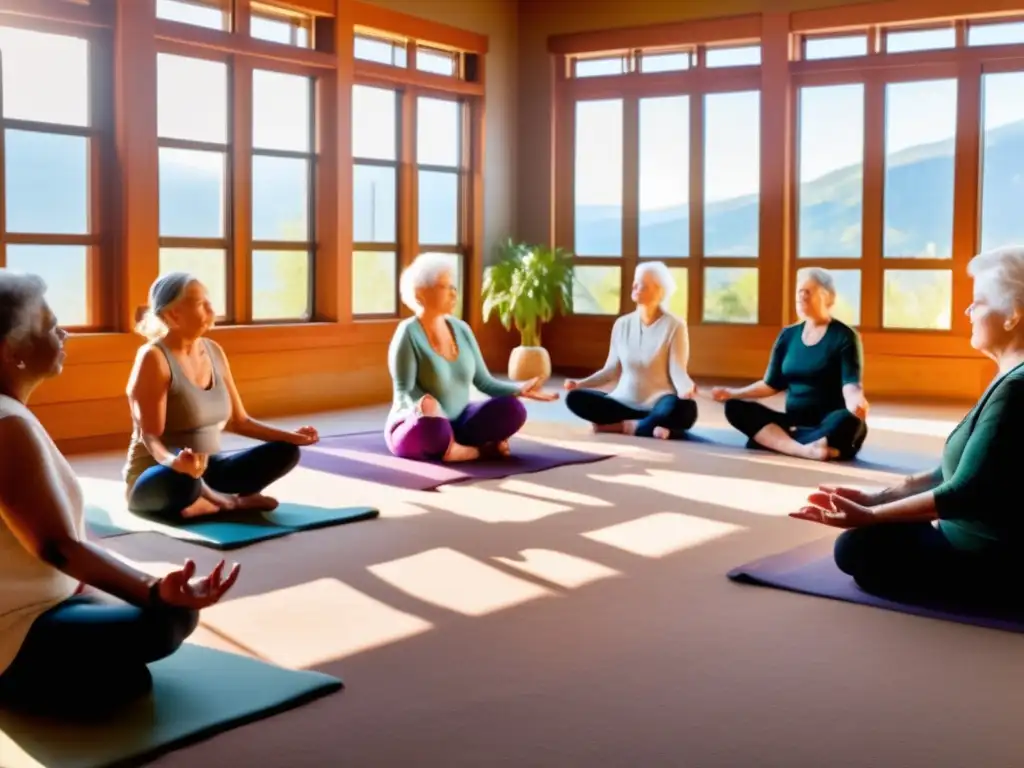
{"left": 713, "top": 267, "right": 869, "bottom": 461}
{"left": 387, "top": 253, "right": 558, "bottom": 463}
{"left": 125, "top": 273, "right": 319, "bottom": 521}
{"left": 0, "top": 271, "right": 239, "bottom": 716}
{"left": 792, "top": 247, "right": 1024, "bottom": 607}
{"left": 564, "top": 261, "right": 698, "bottom": 440}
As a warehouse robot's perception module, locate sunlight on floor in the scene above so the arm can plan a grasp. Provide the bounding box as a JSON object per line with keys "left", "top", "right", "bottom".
{"left": 702, "top": 450, "right": 902, "bottom": 483}
{"left": 495, "top": 479, "right": 614, "bottom": 508}
{"left": 368, "top": 548, "right": 553, "bottom": 616}
{"left": 867, "top": 414, "right": 959, "bottom": 438}
{"left": 428, "top": 485, "right": 574, "bottom": 523}
{"left": 493, "top": 549, "right": 621, "bottom": 589}
{"left": 582, "top": 512, "right": 744, "bottom": 558}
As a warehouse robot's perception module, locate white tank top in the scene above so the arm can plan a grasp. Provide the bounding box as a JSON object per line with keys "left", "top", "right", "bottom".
{"left": 0, "top": 395, "right": 83, "bottom": 675}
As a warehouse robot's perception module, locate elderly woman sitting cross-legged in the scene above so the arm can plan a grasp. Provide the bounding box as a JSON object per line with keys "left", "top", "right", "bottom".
{"left": 564, "top": 261, "right": 698, "bottom": 439}
{"left": 793, "top": 246, "right": 1024, "bottom": 610}
{"left": 386, "top": 253, "right": 558, "bottom": 463}
{"left": 0, "top": 271, "right": 238, "bottom": 717}
{"left": 713, "top": 267, "right": 869, "bottom": 461}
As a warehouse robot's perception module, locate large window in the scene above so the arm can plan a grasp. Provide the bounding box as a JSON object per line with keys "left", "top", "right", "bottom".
{"left": 980, "top": 71, "right": 1024, "bottom": 252}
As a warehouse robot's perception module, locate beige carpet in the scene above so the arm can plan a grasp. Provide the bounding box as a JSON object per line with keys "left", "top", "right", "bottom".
{"left": 72, "top": 396, "right": 1024, "bottom": 768}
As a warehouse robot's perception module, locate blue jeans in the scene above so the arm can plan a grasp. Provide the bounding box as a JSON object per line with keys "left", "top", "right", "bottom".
{"left": 128, "top": 441, "right": 301, "bottom": 522}
{"left": 565, "top": 390, "right": 698, "bottom": 438}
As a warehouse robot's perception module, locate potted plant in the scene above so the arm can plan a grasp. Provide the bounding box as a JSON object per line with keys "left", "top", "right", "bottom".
{"left": 481, "top": 239, "right": 575, "bottom": 382}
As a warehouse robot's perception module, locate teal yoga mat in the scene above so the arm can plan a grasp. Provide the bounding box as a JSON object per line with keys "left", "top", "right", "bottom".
{"left": 0, "top": 643, "right": 342, "bottom": 768}
{"left": 85, "top": 502, "right": 379, "bottom": 550}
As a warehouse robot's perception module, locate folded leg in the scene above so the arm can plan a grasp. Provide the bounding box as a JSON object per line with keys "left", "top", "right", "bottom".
{"left": 635, "top": 395, "right": 698, "bottom": 438}
{"left": 565, "top": 389, "right": 648, "bottom": 425}
{"left": 723, "top": 399, "right": 834, "bottom": 460}
{"left": 204, "top": 441, "right": 301, "bottom": 495}
{"left": 451, "top": 395, "right": 528, "bottom": 447}
{"left": 792, "top": 408, "right": 868, "bottom": 460}
{"left": 127, "top": 464, "right": 203, "bottom": 521}
{"left": 386, "top": 413, "right": 454, "bottom": 461}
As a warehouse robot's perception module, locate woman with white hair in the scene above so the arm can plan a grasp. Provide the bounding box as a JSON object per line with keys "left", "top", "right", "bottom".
{"left": 793, "top": 246, "right": 1024, "bottom": 607}
{"left": 387, "top": 254, "right": 557, "bottom": 462}
{"left": 0, "top": 270, "right": 238, "bottom": 716}
{"left": 714, "top": 267, "right": 869, "bottom": 461}
{"left": 563, "top": 261, "right": 698, "bottom": 439}
{"left": 125, "top": 273, "right": 319, "bottom": 521}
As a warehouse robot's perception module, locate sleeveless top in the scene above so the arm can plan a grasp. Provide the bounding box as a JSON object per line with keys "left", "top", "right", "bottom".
{"left": 123, "top": 339, "right": 232, "bottom": 489}
{"left": 0, "top": 395, "right": 83, "bottom": 675}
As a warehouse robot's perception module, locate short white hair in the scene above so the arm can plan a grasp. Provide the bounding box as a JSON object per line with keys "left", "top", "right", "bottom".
{"left": 968, "top": 245, "right": 1024, "bottom": 315}
{"left": 634, "top": 261, "right": 677, "bottom": 309}
{"left": 399, "top": 253, "right": 456, "bottom": 313}
{"left": 797, "top": 267, "right": 836, "bottom": 301}
{"left": 0, "top": 270, "right": 47, "bottom": 344}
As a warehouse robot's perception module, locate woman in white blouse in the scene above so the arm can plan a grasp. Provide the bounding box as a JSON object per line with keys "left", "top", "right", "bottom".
{"left": 564, "top": 261, "right": 698, "bottom": 439}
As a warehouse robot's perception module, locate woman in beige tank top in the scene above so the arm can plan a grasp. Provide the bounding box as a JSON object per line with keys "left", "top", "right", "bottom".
{"left": 0, "top": 271, "right": 239, "bottom": 716}
{"left": 124, "top": 273, "right": 321, "bottom": 521}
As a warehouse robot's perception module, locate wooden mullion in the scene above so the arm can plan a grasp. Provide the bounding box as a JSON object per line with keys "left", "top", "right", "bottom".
{"left": 860, "top": 74, "right": 885, "bottom": 331}
{"left": 554, "top": 59, "right": 575, "bottom": 252}
{"left": 689, "top": 91, "right": 705, "bottom": 326}
{"left": 398, "top": 86, "right": 416, "bottom": 319}
{"left": 950, "top": 59, "right": 981, "bottom": 336}
{"left": 234, "top": 0, "right": 252, "bottom": 37}
{"left": 231, "top": 57, "right": 253, "bottom": 324}
{"left": 621, "top": 96, "right": 639, "bottom": 309}
{"left": 467, "top": 79, "right": 485, "bottom": 327}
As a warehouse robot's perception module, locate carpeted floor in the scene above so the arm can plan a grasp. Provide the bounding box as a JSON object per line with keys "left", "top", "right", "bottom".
{"left": 70, "top": 392, "right": 1024, "bottom": 768}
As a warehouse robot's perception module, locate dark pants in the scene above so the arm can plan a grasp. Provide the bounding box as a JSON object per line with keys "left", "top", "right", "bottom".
{"left": 0, "top": 595, "right": 198, "bottom": 717}
{"left": 835, "top": 524, "right": 1018, "bottom": 611}
{"left": 127, "top": 441, "right": 301, "bottom": 522}
{"left": 723, "top": 399, "right": 867, "bottom": 460}
{"left": 566, "top": 390, "right": 698, "bottom": 438}
{"left": 386, "top": 396, "right": 528, "bottom": 461}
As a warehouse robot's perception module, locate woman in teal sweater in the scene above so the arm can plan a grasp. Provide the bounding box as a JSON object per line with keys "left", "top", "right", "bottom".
{"left": 793, "top": 246, "right": 1024, "bottom": 607}
{"left": 387, "top": 254, "right": 557, "bottom": 462}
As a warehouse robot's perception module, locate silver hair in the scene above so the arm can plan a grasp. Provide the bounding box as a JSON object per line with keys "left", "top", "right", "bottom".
{"left": 399, "top": 253, "right": 456, "bottom": 313}
{"left": 797, "top": 266, "right": 837, "bottom": 301}
{"left": 634, "top": 261, "right": 677, "bottom": 310}
{"left": 135, "top": 271, "right": 199, "bottom": 340}
{"left": 0, "top": 270, "right": 47, "bottom": 344}
{"left": 967, "top": 245, "right": 1024, "bottom": 315}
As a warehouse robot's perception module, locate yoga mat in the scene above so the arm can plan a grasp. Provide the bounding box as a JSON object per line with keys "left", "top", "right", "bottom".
{"left": 298, "top": 431, "right": 613, "bottom": 491}
{"left": 0, "top": 643, "right": 342, "bottom": 768}
{"left": 728, "top": 539, "right": 1024, "bottom": 633}
{"left": 85, "top": 503, "right": 379, "bottom": 550}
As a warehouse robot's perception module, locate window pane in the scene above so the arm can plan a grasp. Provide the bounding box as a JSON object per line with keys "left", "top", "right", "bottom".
{"left": 812, "top": 269, "right": 862, "bottom": 326}
{"left": 159, "top": 148, "right": 226, "bottom": 238}
{"left": 639, "top": 96, "right": 689, "bottom": 257}
{"left": 883, "top": 270, "right": 952, "bottom": 330}
{"left": 353, "top": 251, "right": 397, "bottom": 315}
{"left": 417, "top": 97, "right": 460, "bottom": 167}
{"left": 703, "top": 267, "right": 758, "bottom": 324}
{"left": 417, "top": 48, "right": 457, "bottom": 76}
{"left": 884, "top": 79, "right": 957, "bottom": 258}
{"left": 354, "top": 36, "right": 407, "bottom": 67}
{"left": 804, "top": 35, "right": 869, "bottom": 59}
{"left": 980, "top": 72, "right": 1024, "bottom": 252}
{"left": 253, "top": 70, "right": 311, "bottom": 152}
{"left": 886, "top": 28, "right": 956, "bottom": 53}
{"left": 353, "top": 85, "right": 397, "bottom": 161}
{"left": 576, "top": 57, "right": 627, "bottom": 78}
{"left": 573, "top": 266, "right": 621, "bottom": 315}
{"left": 706, "top": 45, "right": 762, "bottom": 67}
{"left": 159, "top": 248, "right": 228, "bottom": 317}
{"left": 575, "top": 99, "right": 623, "bottom": 257}
{"left": 157, "top": 53, "right": 228, "bottom": 144}
{"left": 156, "top": 0, "right": 227, "bottom": 30}
{"left": 421, "top": 252, "right": 463, "bottom": 318}
{"left": 665, "top": 266, "right": 689, "bottom": 319}
{"left": 969, "top": 21, "right": 1024, "bottom": 47}
{"left": 418, "top": 171, "right": 459, "bottom": 245}
{"left": 251, "top": 15, "right": 307, "bottom": 47}
{"left": 5, "top": 130, "right": 88, "bottom": 235}
{"left": 354, "top": 165, "right": 397, "bottom": 243}
{"left": 798, "top": 84, "right": 864, "bottom": 258}
{"left": 0, "top": 27, "right": 89, "bottom": 126}
{"left": 641, "top": 52, "right": 691, "bottom": 73}
{"left": 704, "top": 91, "right": 760, "bottom": 256}
{"left": 252, "top": 156, "right": 309, "bottom": 241}
{"left": 5, "top": 245, "right": 88, "bottom": 327}
{"left": 252, "top": 250, "right": 310, "bottom": 320}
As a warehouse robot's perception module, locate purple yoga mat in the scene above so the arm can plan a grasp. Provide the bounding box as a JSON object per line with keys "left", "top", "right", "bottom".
{"left": 728, "top": 538, "right": 1024, "bottom": 633}
{"left": 298, "top": 431, "right": 613, "bottom": 491}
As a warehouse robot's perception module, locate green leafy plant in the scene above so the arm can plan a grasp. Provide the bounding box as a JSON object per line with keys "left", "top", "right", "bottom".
{"left": 481, "top": 239, "right": 575, "bottom": 348}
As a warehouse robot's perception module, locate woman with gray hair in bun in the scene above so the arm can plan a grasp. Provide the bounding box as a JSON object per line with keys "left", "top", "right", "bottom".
{"left": 124, "top": 273, "right": 318, "bottom": 521}
{"left": 713, "top": 267, "right": 869, "bottom": 461}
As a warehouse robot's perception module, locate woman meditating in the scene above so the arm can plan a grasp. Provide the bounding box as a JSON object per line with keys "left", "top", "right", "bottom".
{"left": 125, "top": 272, "right": 319, "bottom": 521}
{"left": 387, "top": 253, "right": 557, "bottom": 462}
{"left": 564, "top": 261, "right": 698, "bottom": 439}
{"left": 713, "top": 267, "right": 869, "bottom": 461}
{"left": 793, "top": 246, "right": 1024, "bottom": 608}
{"left": 0, "top": 271, "right": 239, "bottom": 716}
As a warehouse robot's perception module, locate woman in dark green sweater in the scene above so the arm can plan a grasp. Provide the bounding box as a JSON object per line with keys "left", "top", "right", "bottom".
{"left": 793, "top": 246, "right": 1024, "bottom": 605}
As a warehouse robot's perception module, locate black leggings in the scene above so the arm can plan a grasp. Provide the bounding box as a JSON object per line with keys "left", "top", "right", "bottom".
{"left": 566, "top": 390, "right": 698, "bottom": 438}
{"left": 0, "top": 595, "right": 198, "bottom": 716}
{"left": 128, "top": 441, "right": 300, "bottom": 522}
{"left": 723, "top": 399, "right": 867, "bottom": 460}
{"left": 835, "top": 524, "right": 1019, "bottom": 611}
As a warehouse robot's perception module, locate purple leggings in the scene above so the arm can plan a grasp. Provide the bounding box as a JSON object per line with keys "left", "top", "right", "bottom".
{"left": 386, "top": 396, "right": 528, "bottom": 461}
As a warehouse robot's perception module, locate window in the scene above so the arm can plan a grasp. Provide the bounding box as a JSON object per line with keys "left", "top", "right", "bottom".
{"left": 704, "top": 91, "right": 760, "bottom": 257}
{"left": 704, "top": 267, "right": 758, "bottom": 324}
{"left": 826, "top": 269, "right": 862, "bottom": 326}
{"left": 355, "top": 34, "right": 408, "bottom": 67}
{"left": 575, "top": 56, "right": 629, "bottom": 78}
{"left": 979, "top": 72, "right": 1024, "bottom": 253}
{"left": 1, "top": 26, "right": 96, "bottom": 328}
{"left": 969, "top": 20, "right": 1024, "bottom": 47}
{"left": 705, "top": 45, "right": 761, "bottom": 67}
{"left": 417, "top": 46, "right": 458, "bottom": 76}
{"left": 250, "top": 5, "right": 312, "bottom": 48}
{"left": 639, "top": 96, "right": 689, "bottom": 257}
{"left": 883, "top": 270, "right": 952, "bottom": 330}
{"left": 885, "top": 27, "right": 956, "bottom": 53}
{"left": 573, "top": 266, "right": 621, "bottom": 315}
{"left": 156, "top": 0, "right": 228, "bottom": 31}
{"left": 803, "top": 34, "right": 869, "bottom": 60}
{"left": 352, "top": 84, "right": 399, "bottom": 316}
{"left": 640, "top": 51, "right": 692, "bottom": 73}
{"left": 574, "top": 99, "right": 623, "bottom": 257}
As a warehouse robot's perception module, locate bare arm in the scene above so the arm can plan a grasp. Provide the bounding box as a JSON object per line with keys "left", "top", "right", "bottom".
{"left": 126, "top": 345, "right": 177, "bottom": 467}
{"left": 0, "top": 416, "right": 157, "bottom": 606}
{"left": 668, "top": 322, "right": 695, "bottom": 397}
{"left": 725, "top": 380, "right": 779, "bottom": 400}
{"left": 212, "top": 341, "right": 301, "bottom": 444}
{"left": 872, "top": 467, "right": 944, "bottom": 505}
